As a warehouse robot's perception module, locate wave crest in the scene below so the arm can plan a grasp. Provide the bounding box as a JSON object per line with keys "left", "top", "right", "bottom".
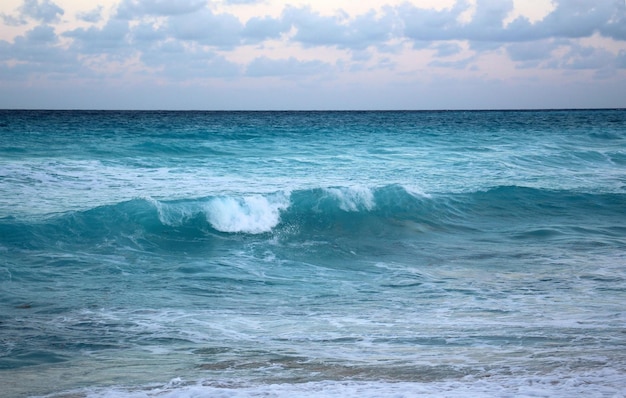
{"left": 203, "top": 194, "right": 290, "bottom": 234}
{"left": 2, "top": 185, "right": 624, "bottom": 252}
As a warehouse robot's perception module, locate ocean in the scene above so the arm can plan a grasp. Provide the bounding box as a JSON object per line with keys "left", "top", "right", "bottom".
{"left": 0, "top": 110, "right": 625, "bottom": 397}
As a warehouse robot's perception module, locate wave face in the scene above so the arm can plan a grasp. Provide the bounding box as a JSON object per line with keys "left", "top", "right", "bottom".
{"left": 3, "top": 185, "right": 623, "bottom": 248}
{"left": 1, "top": 110, "right": 626, "bottom": 397}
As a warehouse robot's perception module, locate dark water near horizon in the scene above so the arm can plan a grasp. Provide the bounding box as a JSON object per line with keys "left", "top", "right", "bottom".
{"left": 1, "top": 110, "right": 625, "bottom": 397}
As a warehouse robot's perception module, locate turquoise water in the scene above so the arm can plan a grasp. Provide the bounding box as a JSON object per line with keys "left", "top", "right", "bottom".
{"left": 1, "top": 110, "right": 625, "bottom": 397}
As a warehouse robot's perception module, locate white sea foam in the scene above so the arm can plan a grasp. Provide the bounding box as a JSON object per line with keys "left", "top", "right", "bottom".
{"left": 325, "top": 186, "right": 375, "bottom": 212}
{"left": 402, "top": 184, "right": 432, "bottom": 199}
{"left": 204, "top": 193, "right": 290, "bottom": 234}
{"left": 67, "top": 371, "right": 626, "bottom": 398}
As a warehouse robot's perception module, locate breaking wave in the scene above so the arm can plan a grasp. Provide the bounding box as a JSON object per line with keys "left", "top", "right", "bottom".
{"left": 2, "top": 185, "right": 624, "bottom": 252}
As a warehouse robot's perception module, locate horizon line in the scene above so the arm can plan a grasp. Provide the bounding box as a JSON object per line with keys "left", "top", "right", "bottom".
{"left": 1, "top": 107, "right": 625, "bottom": 112}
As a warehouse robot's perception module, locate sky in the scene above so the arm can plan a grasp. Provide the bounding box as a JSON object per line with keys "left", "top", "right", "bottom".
{"left": 0, "top": 0, "right": 625, "bottom": 110}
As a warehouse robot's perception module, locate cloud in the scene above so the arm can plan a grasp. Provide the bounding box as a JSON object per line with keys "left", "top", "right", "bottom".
{"left": 599, "top": 0, "right": 626, "bottom": 40}
{"left": 506, "top": 40, "right": 559, "bottom": 62}
{"left": 0, "top": 25, "right": 81, "bottom": 80}
{"left": 398, "top": 0, "right": 626, "bottom": 47}
{"left": 283, "top": 6, "right": 395, "bottom": 50}
{"left": 64, "top": 19, "right": 131, "bottom": 54}
{"left": 242, "top": 16, "right": 289, "bottom": 43}
{"left": 57, "top": 0, "right": 626, "bottom": 62}
{"left": 617, "top": 50, "right": 626, "bottom": 68}
{"left": 399, "top": 1, "right": 469, "bottom": 42}
{"left": 246, "top": 56, "right": 333, "bottom": 77}
{"left": 428, "top": 56, "right": 477, "bottom": 70}
{"left": 77, "top": 6, "right": 104, "bottom": 23}
{"left": 538, "top": 0, "right": 615, "bottom": 39}
{"left": 432, "top": 42, "right": 463, "bottom": 57}
{"left": 506, "top": 38, "right": 626, "bottom": 72}
{"left": 1, "top": 0, "right": 625, "bottom": 109}
{"left": 2, "top": 0, "right": 64, "bottom": 26}
{"left": 20, "top": 0, "right": 64, "bottom": 23}
{"left": 463, "top": 0, "right": 516, "bottom": 41}
{"left": 25, "top": 24, "right": 57, "bottom": 43}
{"left": 223, "top": 0, "right": 263, "bottom": 4}
{"left": 556, "top": 44, "right": 616, "bottom": 70}
{"left": 116, "top": 0, "right": 206, "bottom": 19}
{"left": 398, "top": 0, "right": 537, "bottom": 44}
{"left": 1, "top": 14, "right": 26, "bottom": 27}
{"left": 142, "top": 44, "right": 242, "bottom": 79}
{"left": 165, "top": 8, "right": 244, "bottom": 48}
{"left": 131, "top": 21, "right": 167, "bottom": 42}
{"left": 0, "top": 25, "right": 60, "bottom": 61}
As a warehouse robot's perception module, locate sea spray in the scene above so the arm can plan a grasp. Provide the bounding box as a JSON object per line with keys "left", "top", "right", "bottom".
{"left": 203, "top": 193, "right": 290, "bottom": 234}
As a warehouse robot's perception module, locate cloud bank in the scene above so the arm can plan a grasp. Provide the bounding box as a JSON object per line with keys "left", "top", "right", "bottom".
{"left": 0, "top": 0, "right": 625, "bottom": 109}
